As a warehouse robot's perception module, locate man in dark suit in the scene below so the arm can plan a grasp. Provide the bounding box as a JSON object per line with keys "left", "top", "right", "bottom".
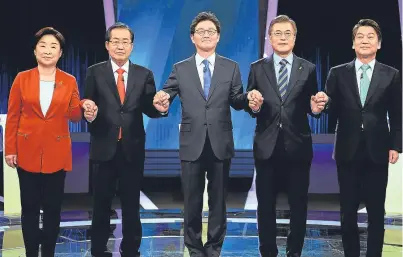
{"left": 322, "top": 19, "right": 402, "bottom": 257}
{"left": 82, "top": 22, "right": 165, "bottom": 257}
{"left": 245, "top": 15, "right": 325, "bottom": 257}
{"left": 153, "top": 12, "right": 253, "bottom": 257}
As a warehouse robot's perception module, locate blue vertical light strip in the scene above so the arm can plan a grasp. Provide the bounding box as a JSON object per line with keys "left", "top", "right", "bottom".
{"left": 307, "top": 48, "right": 329, "bottom": 134}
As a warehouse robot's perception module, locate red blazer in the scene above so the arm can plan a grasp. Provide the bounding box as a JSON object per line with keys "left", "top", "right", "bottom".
{"left": 5, "top": 68, "right": 82, "bottom": 173}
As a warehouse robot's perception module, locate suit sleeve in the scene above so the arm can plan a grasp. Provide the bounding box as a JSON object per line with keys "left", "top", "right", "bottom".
{"left": 387, "top": 70, "right": 402, "bottom": 152}
{"left": 244, "top": 64, "right": 260, "bottom": 118}
{"left": 162, "top": 65, "right": 180, "bottom": 104}
{"left": 5, "top": 73, "right": 22, "bottom": 156}
{"left": 142, "top": 70, "right": 165, "bottom": 118}
{"left": 229, "top": 63, "right": 248, "bottom": 110}
{"left": 324, "top": 68, "right": 337, "bottom": 117}
{"left": 68, "top": 78, "right": 82, "bottom": 122}
{"left": 82, "top": 67, "right": 99, "bottom": 131}
{"left": 307, "top": 65, "right": 320, "bottom": 118}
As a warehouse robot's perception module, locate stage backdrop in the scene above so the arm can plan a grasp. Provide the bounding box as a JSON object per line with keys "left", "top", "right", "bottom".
{"left": 117, "top": 0, "right": 259, "bottom": 149}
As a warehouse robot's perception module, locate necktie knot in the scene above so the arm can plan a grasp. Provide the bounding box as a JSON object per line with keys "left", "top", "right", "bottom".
{"left": 117, "top": 68, "right": 125, "bottom": 75}
{"left": 202, "top": 59, "right": 209, "bottom": 70}
{"left": 360, "top": 64, "right": 370, "bottom": 72}
{"left": 280, "top": 59, "right": 288, "bottom": 66}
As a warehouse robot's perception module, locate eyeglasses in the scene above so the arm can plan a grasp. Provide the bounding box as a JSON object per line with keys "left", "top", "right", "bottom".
{"left": 271, "top": 31, "right": 294, "bottom": 39}
{"left": 194, "top": 29, "right": 217, "bottom": 36}
{"left": 109, "top": 40, "right": 132, "bottom": 47}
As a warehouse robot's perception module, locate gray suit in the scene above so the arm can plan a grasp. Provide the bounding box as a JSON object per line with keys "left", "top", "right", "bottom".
{"left": 163, "top": 54, "right": 247, "bottom": 161}
{"left": 162, "top": 54, "right": 247, "bottom": 256}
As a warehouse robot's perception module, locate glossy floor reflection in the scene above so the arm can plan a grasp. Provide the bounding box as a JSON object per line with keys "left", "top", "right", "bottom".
{"left": 0, "top": 210, "right": 401, "bottom": 256}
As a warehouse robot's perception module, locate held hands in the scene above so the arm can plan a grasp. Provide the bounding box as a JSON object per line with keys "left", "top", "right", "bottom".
{"left": 247, "top": 90, "right": 264, "bottom": 112}
{"left": 82, "top": 100, "right": 98, "bottom": 122}
{"left": 5, "top": 155, "right": 17, "bottom": 168}
{"left": 389, "top": 150, "right": 399, "bottom": 164}
{"left": 311, "top": 91, "right": 329, "bottom": 113}
{"left": 153, "top": 91, "right": 170, "bottom": 113}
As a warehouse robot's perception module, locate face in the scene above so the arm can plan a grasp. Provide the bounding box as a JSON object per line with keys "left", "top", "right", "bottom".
{"left": 269, "top": 22, "right": 296, "bottom": 56}
{"left": 105, "top": 28, "right": 133, "bottom": 64}
{"left": 191, "top": 20, "right": 220, "bottom": 53}
{"left": 34, "top": 35, "right": 62, "bottom": 67}
{"left": 353, "top": 26, "right": 380, "bottom": 59}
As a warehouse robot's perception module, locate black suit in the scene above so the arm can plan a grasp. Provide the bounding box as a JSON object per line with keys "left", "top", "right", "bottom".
{"left": 84, "top": 60, "right": 163, "bottom": 256}
{"left": 162, "top": 54, "right": 247, "bottom": 257}
{"left": 246, "top": 55, "right": 318, "bottom": 256}
{"left": 325, "top": 60, "right": 402, "bottom": 257}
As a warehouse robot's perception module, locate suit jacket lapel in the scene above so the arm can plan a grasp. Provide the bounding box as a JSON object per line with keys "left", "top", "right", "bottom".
{"left": 124, "top": 62, "right": 135, "bottom": 105}
{"left": 30, "top": 68, "right": 46, "bottom": 119}
{"left": 282, "top": 56, "right": 303, "bottom": 102}
{"left": 207, "top": 55, "right": 223, "bottom": 101}
{"left": 262, "top": 56, "right": 281, "bottom": 100}
{"left": 104, "top": 61, "right": 121, "bottom": 104}
{"left": 188, "top": 55, "right": 206, "bottom": 100}
{"left": 364, "top": 61, "right": 381, "bottom": 106}
{"left": 346, "top": 61, "right": 362, "bottom": 108}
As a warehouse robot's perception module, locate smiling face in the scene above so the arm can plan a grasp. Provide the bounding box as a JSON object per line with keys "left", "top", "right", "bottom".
{"left": 269, "top": 22, "right": 296, "bottom": 57}
{"left": 34, "top": 34, "right": 62, "bottom": 67}
{"left": 191, "top": 20, "right": 220, "bottom": 54}
{"left": 353, "top": 25, "right": 380, "bottom": 61}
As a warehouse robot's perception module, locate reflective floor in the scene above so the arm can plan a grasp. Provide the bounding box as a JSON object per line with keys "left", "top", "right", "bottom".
{"left": 0, "top": 209, "right": 401, "bottom": 256}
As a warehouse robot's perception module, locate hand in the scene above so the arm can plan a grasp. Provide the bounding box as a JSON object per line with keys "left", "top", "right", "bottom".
{"left": 389, "top": 150, "right": 399, "bottom": 164}
{"left": 247, "top": 90, "right": 264, "bottom": 112}
{"left": 82, "top": 100, "right": 98, "bottom": 121}
{"left": 153, "top": 91, "right": 170, "bottom": 113}
{"left": 5, "top": 155, "right": 17, "bottom": 168}
{"left": 311, "top": 91, "right": 328, "bottom": 113}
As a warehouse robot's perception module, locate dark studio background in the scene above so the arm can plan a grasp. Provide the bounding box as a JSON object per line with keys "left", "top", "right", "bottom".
{"left": 0, "top": 0, "right": 400, "bottom": 133}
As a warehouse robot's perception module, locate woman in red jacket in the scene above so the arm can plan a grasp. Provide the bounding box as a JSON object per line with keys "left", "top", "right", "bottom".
{"left": 5, "top": 27, "right": 82, "bottom": 257}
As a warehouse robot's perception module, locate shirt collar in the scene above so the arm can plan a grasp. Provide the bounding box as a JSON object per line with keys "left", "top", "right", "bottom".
{"left": 273, "top": 52, "right": 294, "bottom": 66}
{"left": 195, "top": 52, "right": 216, "bottom": 67}
{"left": 111, "top": 59, "right": 130, "bottom": 73}
{"left": 355, "top": 58, "right": 376, "bottom": 72}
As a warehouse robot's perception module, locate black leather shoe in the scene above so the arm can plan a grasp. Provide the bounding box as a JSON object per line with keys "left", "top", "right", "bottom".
{"left": 119, "top": 246, "right": 140, "bottom": 257}
{"left": 286, "top": 252, "right": 301, "bottom": 257}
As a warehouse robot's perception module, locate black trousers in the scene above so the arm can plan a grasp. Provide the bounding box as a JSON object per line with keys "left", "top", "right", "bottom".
{"left": 181, "top": 135, "right": 230, "bottom": 257}
{"left": 90, "top": 141, "right": 143, "bottom": 256}
{"left": 255, "top": 131, "right": 311, "bottom": 256}
{"left": 337, "top": 132, "right": 388, "bottom": 257}
{"left": 17, "top": 168, "right": 66, "bottom": 257}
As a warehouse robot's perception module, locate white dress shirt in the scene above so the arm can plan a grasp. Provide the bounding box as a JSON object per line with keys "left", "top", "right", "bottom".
{"left": 111, "top": 59, "right": 130, "bottom": 90}
{"left": 39, "top": 80, "right": 55, "bottom": 116}
{"left": 195, "top": 53, "right": 215, "bottom": 89}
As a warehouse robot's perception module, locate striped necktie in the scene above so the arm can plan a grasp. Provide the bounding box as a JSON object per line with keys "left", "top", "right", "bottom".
{"left": 278, "top": 59, "right": 288, "bottom": 100}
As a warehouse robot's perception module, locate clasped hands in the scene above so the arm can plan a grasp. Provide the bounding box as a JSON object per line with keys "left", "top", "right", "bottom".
{"left": 248, "top": 90, "right": 264, "bottom": 112}
{"left": 82, "top": 100, "right": 98, "bottom": 122}
{"left": 153, "top": 91, "right": 170, "bottom": 113}
{"left": 310, "top": 91, "right": 329, "bottom": 113}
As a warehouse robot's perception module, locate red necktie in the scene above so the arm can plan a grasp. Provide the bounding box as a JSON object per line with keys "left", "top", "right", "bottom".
{"left": 117, "top": 68, "right": 126, "bottom": 139}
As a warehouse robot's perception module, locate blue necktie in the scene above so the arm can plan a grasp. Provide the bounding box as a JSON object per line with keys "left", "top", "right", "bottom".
{"left": 278, "top": 59, "right": 288, "bottom": 100}
{"left": 203, "top": 59, "right": 211, "bottom": 99}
